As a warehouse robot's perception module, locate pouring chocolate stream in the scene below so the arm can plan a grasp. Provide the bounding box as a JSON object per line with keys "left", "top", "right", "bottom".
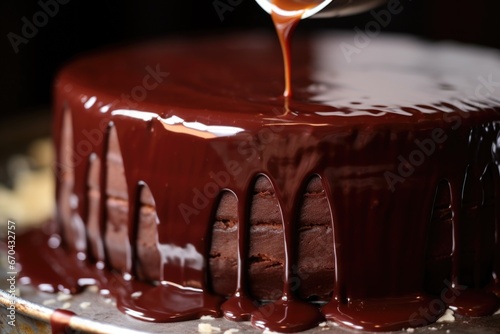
{"left": 257, "top": 0, "right": 386, "bottom": 97}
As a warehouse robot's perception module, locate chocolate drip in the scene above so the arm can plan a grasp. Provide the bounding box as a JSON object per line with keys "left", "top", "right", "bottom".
{"left": 135, "top": 183, "right": 161, "bottom": 282}
{"left": 58, "top": 108, "right": 86, "bottom": 256}
{"left": 267, "top": 0, "right": 327, "bottom": 98}
{"left": 16, "top": 32, "right": 500, "bottom": 332}
{"left": 87, "top": 153, "right": 104, "bottom": 263}
{"left": 220, "top": 186, "right": 258, "bottom": 321}
{"left": 425, "top": 180, "right": 453, "bottom": 294}
{"left": 445, "top": 126, "right": 500, "bottom": 317}
{"left": 105, "top": 126, "right": 131, "bottom": 274}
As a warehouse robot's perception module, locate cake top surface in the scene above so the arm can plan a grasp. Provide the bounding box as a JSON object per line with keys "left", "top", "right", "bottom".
{"left": 56, "top": 32, "right": 500, "bottom": 129}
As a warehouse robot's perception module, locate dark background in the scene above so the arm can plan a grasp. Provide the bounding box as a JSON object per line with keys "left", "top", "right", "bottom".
{"left": 0, "top": 0, "right": 499, "bottom": 125}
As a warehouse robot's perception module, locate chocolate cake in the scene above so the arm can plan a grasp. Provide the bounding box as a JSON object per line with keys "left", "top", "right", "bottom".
{"left": 17, "top": 32, "right": 500, "bottom": 332}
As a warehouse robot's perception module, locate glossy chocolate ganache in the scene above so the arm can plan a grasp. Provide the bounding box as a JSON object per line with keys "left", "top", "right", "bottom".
{"left": 16, "top": 31, "right": 500, "bottom": 332}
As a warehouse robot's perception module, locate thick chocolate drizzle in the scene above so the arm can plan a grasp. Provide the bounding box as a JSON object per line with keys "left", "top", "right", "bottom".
{"left": 16, "top": 30, "right": 500, "bottom": 333}
{"left": 50, "top": 309, "right": 76, "bottom": 334}
{"left": 269, "top": 0, "right": 326, "bottom": 98}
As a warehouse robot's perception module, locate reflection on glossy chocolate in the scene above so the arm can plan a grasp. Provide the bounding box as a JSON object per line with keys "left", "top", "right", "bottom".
{"left": 16, "top": 31, "right": 500, "bottom": 333}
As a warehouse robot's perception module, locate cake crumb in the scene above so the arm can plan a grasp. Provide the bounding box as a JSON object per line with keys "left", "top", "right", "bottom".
{"left": 446, "top": 330, "right": 450, "bottom": 333}
{"left": 428, "top": 327, "right": 437, "bottom": 331}
{"left": 57, "top": 293, "right": 72, "bottom": 302}
{"left": 43, "top": 299, "right": 56, "bottom": 306}
{"left": 406, "top": 328, "right": 415, "bottom": 333}
{"left": 79, "top": 302, "right": 91, "bottom": 309}
{"left": 223, "top": 329, "right": 239, "bottom": 334}
{"left": 131, "top": 291, "right": 142, "bottom": 299}
{"left": 200, "top": 315, "right": 215, "bottom": 320}
{"left": 198, "top": 323, "right": 221, "bottom": 333}
{"left": 436, "top": 309, "right": 455, "bottom": 323}
{"left": 318, "top": 322, "right": 327, "bottom": 327}
{"left": 61, "top": 302, "right": 71, "bottom": 309}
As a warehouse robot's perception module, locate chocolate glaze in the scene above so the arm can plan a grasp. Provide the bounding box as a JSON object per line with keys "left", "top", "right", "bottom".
{"left": 270, "top": 0, "right": 325, "bottom": 97}
{"left": 50, "top": 309, "right": 75, "bottom": 334}
{"left": 16, "top": 31, "right": 500, "bottom": 332}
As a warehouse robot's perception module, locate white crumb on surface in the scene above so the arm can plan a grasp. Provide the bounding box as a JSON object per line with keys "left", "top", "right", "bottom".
{"left": 318, "top": 322, "right": 327, "bottom": 327}
{"left": 406, "top": 328, "right": 415, "bottom": 333}
{"left": 223, "top": 329, "right": 239, "bottom": 334}
{"left": 100, "top": 289, "right": 110, "bottom": 297}
{"left": 57, "top": 293, "right": 72, "bottom": 302}
{"left": 79, "top": 302, "right": 91, "bottom": 309}
{"left": 43, "top": 299, "right": 56, "bottom": 306}
{"left": 61, "top": 302, "right": 71, "bottom": 309}
{"left": 200, "top": 315, "right": 215, "bottom": 320}
{"left": 131, "top": 291, "right": 142, "bottom": 299}
{"left": 446, "top": 330, "right": 450, "bottom": 333}
{"left": 198, "top": 323, "right": 221, "bottom": 333}
{"left": 87, "top": 285, "right": 99, "bottom": 293}
{"left": 428, "top": 327, "right": 438, "bottom": 331}
{"left": 436, "top": 309, "right": 455, "bottom": 323}
{"left": 494, "top": 308, "right": 500, "bottom": 315}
